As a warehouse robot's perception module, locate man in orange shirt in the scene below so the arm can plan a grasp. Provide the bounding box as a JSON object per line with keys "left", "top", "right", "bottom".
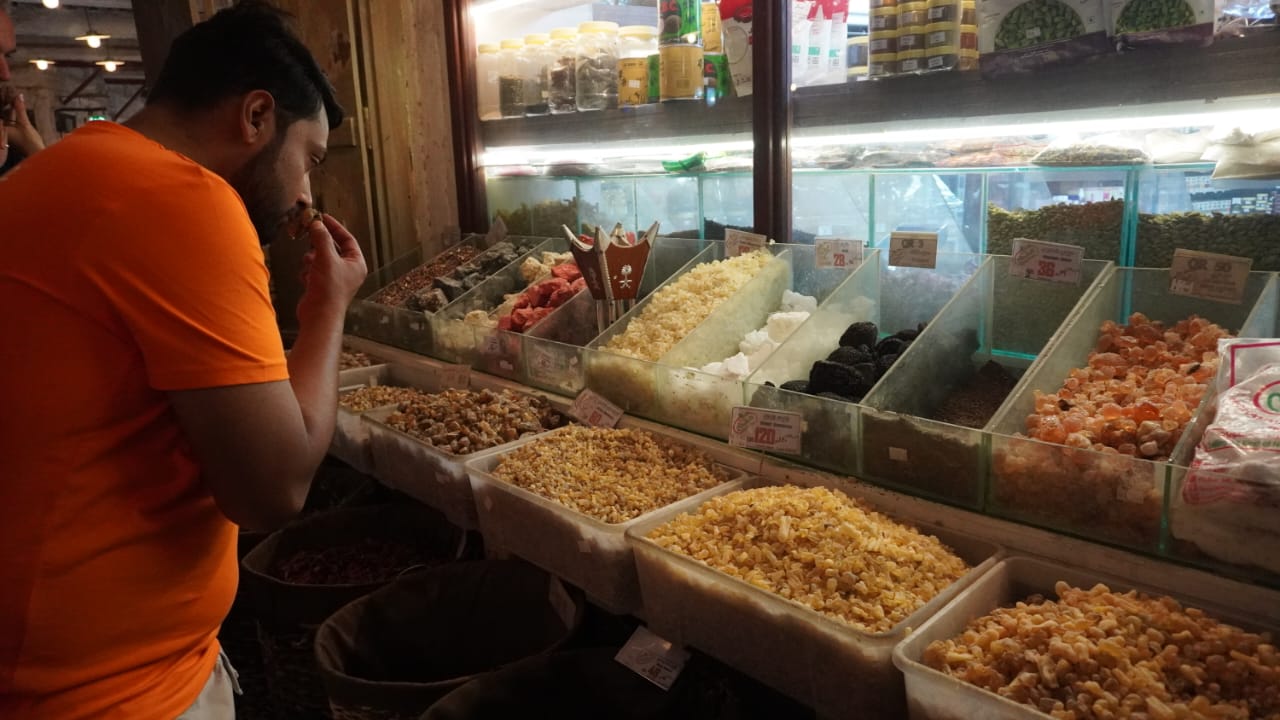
{"left": 0, "top": 3, "right": 367, "bottom": 718}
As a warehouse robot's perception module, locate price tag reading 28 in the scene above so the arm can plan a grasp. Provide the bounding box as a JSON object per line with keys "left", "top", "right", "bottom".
{"left": 815, "top": 238, "right": 864, "bottom": 270}
{"left": 729, "top": 406, "right": 802, "bottom": 454}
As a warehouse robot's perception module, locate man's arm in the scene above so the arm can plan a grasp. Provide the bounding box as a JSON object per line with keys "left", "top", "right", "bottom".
{"left": 168, "top": 215, "right": 366, "bottom": 531}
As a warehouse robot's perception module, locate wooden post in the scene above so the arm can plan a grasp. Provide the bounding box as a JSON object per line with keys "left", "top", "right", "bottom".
{"left": 132, "top": 0, "right": 197, "bottom": 87}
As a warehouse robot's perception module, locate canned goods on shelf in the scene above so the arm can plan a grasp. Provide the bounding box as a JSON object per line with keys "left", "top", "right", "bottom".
{"left": 960, "top": 25, "right": 978, "bottom": 51}
{"left": 897, "top": 49, "right": 926, "bottom": 73}
{"left": 959, "top": 47, "right": 979, "bottom": 70}
{"left": 898, "top": 31, "right": 926, "bottom": 51}
{"left": 869, "top": 30, "right": 900, "bottom": 54}
{"left": 926, "top": 0, "right": 959, "bottom": 22}
{"left": 870, "top": 0, "right": 899, "bottom": 8}
{"left": 924, "top": 51, "right": 959, "bottom": 71}
{"left": 702, "top": 2, "right": 723, "bottom": 53}
{"left": 898, "top": 1, "right": 929, "bottom": 27}
{"left": 961, "top": 0, "right": 976, "bottom": 25}
{"left": 647, "top": 53, "right": 660, "bottom": 103}
{"left": 660, "top": 0, "right": 702, "bottom": 45}
{"left": 660, "top": 43, "right": 705, "bottom": 101}
{"left": 703, "top": 52, "right": 732, "bottom": 101}
{"left": 871, "top": 6, "right": 900, "bottom": 30}
{"left": 848, "top": 36, "right": 869, "bottom": 72}
{"left": 618, "top": 57, "right": 650, "bottom": 107}
{"left": 925, "top": 22, "right": 959, "bottom": 48}
{"left": 869, "top": 51, "right": 898, "bottom": 77}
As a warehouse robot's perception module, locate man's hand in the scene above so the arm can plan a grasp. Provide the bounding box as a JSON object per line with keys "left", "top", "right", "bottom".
{"left": 297, "top": 213, "right": 367, "bottom": 327}
{"left": 2, "top": 92, "right": 45, "bottom": 158}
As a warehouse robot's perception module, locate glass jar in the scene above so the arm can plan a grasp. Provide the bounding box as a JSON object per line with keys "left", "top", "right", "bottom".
{"left": 498, "top": 38, "right": 524, "bottom": 119}
{"left": 547, "top": 27, "right": 578, "bottom": 114}
{"left": 520, "top": 33, "right": 552, "bottom": 116}
{"left": 617, "top": 25, "right": 657, "bottom": 107}
{"left": 575, "top": 21, "right": 619, "bottom": 112}
{"left": 476, "top": 42, "right": 500, "bottom": 121}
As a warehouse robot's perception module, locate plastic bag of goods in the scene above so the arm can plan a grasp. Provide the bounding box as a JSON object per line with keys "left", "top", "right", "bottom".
{"left": 722, "top": 0, "right": 754, "bottom": 96}
{"left": 1108, "top": 0, "right": 1215, "bottom": 47}
{"left": 1175, "top": 339, "right": 1280, "bottom": 575}
{"left": 977, "top": 0, "right": 1109, "bottom": 77}
{"left": 1202, "top": 124, "right": 1280, "bottom": 180}
{"left": 1030, "top": 132, "right": 1151, "bottom": 166}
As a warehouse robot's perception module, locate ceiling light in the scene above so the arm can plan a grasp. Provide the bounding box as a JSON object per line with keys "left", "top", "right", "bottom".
{"left": 95, "top": 60, "right": 122, "bottom": 72}
{"left": 76, "top": 9, "right": 109, "bottom": 49}
{"left": 30, "top": 59, "right": 54, "bottom": 70}
{"left": 42, "top": 0, "right": 60, "bottom": 8}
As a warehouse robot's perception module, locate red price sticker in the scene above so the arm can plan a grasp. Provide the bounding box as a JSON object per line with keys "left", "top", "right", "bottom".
{"left": 724, "top": 229, "right": 770, "bottom": 258}
{"left": 815, "top": 238, "right": 864, "bottom": 270}
{"left": 570, "top": 389, "right": 624, "bottom": 428}
{"left": 1010, "top": 238, "right": 1084, "bottom": 286}
{"left": 728, "top": 406, "right": 803, "bottom": 454}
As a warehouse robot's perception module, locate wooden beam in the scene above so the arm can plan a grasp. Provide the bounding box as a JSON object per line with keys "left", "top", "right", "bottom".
{"left": 59, "top": 68, "right": 101, "bottom": 104}
{"left": 131, "top": 0, "right": 196, "bottom": 86}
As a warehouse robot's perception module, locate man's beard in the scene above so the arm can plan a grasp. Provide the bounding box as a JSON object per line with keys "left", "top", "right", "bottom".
{"left": 229, "top": 135, "right": 290, "bottom": 246}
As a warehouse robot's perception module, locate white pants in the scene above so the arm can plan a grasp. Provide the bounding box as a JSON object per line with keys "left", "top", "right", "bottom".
{"left": 175, "top": 651, "right": 240, "bottom": 720}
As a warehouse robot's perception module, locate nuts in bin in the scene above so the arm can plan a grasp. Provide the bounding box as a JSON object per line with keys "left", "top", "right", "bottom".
{"left": 492, "top": 427, "right": 731, "bottom": 524}
{"left": 339, "top": 385, "right": 429, "bottom": 413}
{"left": 385, "top": 388, "right": 564, "bottom": 455}
{"left": 648, "top": 485, "right": 970, "bottom": 634}
{"left": 924, "top": 581, "right": 1280, "bottom": 719}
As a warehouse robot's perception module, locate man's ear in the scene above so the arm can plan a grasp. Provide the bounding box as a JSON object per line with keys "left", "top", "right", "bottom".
{"left": 239, "top": 90, "right": 278, "bottom": 147}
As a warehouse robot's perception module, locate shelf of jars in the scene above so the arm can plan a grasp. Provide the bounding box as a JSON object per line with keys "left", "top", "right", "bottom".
{"left": 342, "top": 230, "right": 1280, "bottom": 592}
{"left": 480, "top": 95, "right": 755, "bottom": 148}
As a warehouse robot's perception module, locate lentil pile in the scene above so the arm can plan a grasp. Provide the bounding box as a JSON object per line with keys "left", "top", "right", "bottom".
{"left": 932, "top": 361, "right": 1020, "bottom": 429}
{"left": 648, "top": 485, "right": 970, "bottom": 634}
{"left": 924, "top": 582, "right": 1280, "bottom": 720}
{"left": 385, "top": 389, "right": 564, "bottom": 455}
{"left": 339, "top": 348, "right": 377, "bottom": 371}
{"left": 492, "top": 427, "right": 731, "bottom": 524}
{"left": 603, "top": 251, "right": 775, "bottom": 362}
{"left": 339, "top": 385, "right": 430, "bottom": 413}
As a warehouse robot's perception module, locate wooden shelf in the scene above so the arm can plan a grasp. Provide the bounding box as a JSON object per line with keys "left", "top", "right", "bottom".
{"left": 480, "top": 96, "right": 754, "bottom": 148}
{"left": 793, "top": 33, "right": 1280, "bottom": 130}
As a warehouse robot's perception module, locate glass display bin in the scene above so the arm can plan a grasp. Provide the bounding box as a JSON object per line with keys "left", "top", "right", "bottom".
{"left": 792, "top": 170, "right": 872, "bottom": 243}
{"left": 985, "top": 167, "right": 1129, "bottom": 261}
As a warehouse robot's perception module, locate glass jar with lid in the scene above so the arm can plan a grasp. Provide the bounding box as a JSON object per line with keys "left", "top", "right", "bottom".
{"left": 617, "top": 25, "right": 657, "bottom": 107}
{"left": 547, "top": 27, "right": 578, "bottom": 114}
{"left": 519, "top": 33, "right": 552, "bottom": 116}
{"left": 476, "top": 42, "right": 500, "bottom": 120}
{"left": 575, "top": 21, "right": 619, "bottom": 112}
{"left": 498, "top": 38, "right": 524, "bottom": 119}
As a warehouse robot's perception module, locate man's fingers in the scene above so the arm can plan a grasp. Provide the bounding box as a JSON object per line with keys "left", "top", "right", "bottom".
{"left": 321, "top": 214, "right": 362, "bottom": 260}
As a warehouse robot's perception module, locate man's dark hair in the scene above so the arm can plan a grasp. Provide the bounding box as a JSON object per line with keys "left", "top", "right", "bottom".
{"left": 148, "top": 1, "right": 343, "bottom": 130}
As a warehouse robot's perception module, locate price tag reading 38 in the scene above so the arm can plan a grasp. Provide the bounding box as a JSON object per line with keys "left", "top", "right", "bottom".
{"left": 1010, "top": 238, "right": 1085, "bottom": 286}
{"left": 729, "top": 406, "right": 802, "bottom": 454}
{"left": 1169, "top": 249, "right": 1253, "bottom": 305}
{"left": 888, "top": 231, "right": 939, "bottom": 269}
{"left": 724, "top": 229, "right": 769, "bottom": 258}
{"left": 815, "top": 238, "right": 864, "bottom": 270}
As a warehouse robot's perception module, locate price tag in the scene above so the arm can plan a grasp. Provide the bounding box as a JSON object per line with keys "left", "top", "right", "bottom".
{"left": 724, "top": 229, "right": 769, "bottom": 257}
{"left": 570, "top": 389, "right": 624, "bottom": 428}
{"left": 815, "top": 238, "right": 864, "bottom": 270}
{"left": 437, "top": 362, "right": 471, "bottom": 389}
{"left": 728, "top": 406, "right": 803, "bottom": 454}
{"left": 1009, "top": 238, "right": 1085, "bottom": 286}
{"left": 529, "top": 342, "right": 580, "bottom": 385}
{"left": 614, "top": 626, "right": 689, "bottom": 691}
{"left": 1169, "top": 249, "right": 1253, "bottom": 305}
{"left": 481, "top": 333, "right": 503, "bottom": 357}
{"left": 485, "top": 215, "right": 509, "bottom": 246}
{"left": 888, "top": 231, "right": 939, "bottom": 269}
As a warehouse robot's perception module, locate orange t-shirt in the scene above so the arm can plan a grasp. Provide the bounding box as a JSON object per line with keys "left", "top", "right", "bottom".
{"left": 0, "top": 121, "right": 288, "bottom": 718}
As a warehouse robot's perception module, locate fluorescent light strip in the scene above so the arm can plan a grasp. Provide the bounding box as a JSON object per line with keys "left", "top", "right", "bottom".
{"left": 482, "top": 139, "right": 755, "bottom": 167}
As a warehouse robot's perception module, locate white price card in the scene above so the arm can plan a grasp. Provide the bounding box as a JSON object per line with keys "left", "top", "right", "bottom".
{"left": 1169, "top": 249, "right": 1252, "bottom": 305}
{"left": 888, "top": 231, "right": 939, "bottom": 269}
{"left": 815, "top": 237, "right": 864, "bottom": 270}
{"left": 569, "top": 389, "right": 624, "bottom": 428}
{"left": 437, "top": 362, "right": 471, "bottom": 389}
{"left": 481, "top": 332, "right": 504, "bottom": 357}
{"left": 1010, "top": 238, "right": 1085, "bottom": 286}
{"left": 724, "top": 229, "right": 769, "bottom": 257}
{"left": 614, "top": 626, "right": 689, "bottom": 691}
{"left": 529, "top": 343, "right": 580, "bottom": 385}
{"left": 728, "top": 406, "right": 803, "bottom": 454}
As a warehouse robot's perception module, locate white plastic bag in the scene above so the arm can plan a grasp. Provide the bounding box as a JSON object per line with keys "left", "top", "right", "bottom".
{"left": 1203, "top": 124, "right": 1280, "bottom": 180}
{"left": 1174, "top": 339, "right": 1280, "bottom": 575}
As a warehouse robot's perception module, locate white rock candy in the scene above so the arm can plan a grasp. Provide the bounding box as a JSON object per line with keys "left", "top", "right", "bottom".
{"left": 692, "top": 292, "right": 817, "bottom": 380}
{"left": 766, "top": 311, "right": 810, "bottom": 343}
{"left": 781, "top": 290, "right": 818, "bottom": 314}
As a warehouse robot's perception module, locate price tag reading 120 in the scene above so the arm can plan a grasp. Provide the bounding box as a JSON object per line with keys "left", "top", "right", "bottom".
{"left": 888, "top": 231, "right": 939, "bottom": 269}
{"left": 815, "top": 238, "right": 865, "bottom": 270}
{"left": 1010, "top": 238, "right": 1085, "bottom": 286}
{"left": 728, "top": 406, "right": 802, "bottom": 454}
{"left": 724, "top": 229, "right": 769, "bottom": 257}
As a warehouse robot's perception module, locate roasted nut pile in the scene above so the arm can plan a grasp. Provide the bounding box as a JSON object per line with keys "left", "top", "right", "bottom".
{"left": 369, "top": 244, "right": 480, "bottom": 309}
{"left": 648, "top": 485, "right": 970, "bottom": 634}
{"left": 339, "top": 348, "right": 377, "bottom": 371}
{"left": 274, "top": 539, "right": 430, "bottom": 585}
{"left": 385, "top": 389, "right": 563, "bottom": 455}
{"left": 492, "top": 427, "right": 731, "bottom": 524}
{"left": 603, "top": 251, "right": 775, "bottom": 362}
{"left": 923, "top": 581, "right": 1280, "bottom": 720}
{"left": 988, "top": 201, "right": 1124, "bottom": 260}
{"left": 339, "top": 385, "right": 430, "bottom": 413}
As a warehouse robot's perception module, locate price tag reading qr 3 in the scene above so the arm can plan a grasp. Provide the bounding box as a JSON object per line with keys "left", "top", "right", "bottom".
{"left": 1010, "top": 238, "right": 1085, "bottom": 286}
{"left": 728, "top": 406, "right": 803, "bottom": 454}
{"left": 888, "top": 231, "right": 939, "bottom": 269}
{"left": 570, "top": 389, "right": 624, "bottom": 428}
{"left": 724, "top": 229, "right": 769, "bottom": 258}
{"left": 1169, "top": 249, "right": 1253, "bottom": 305}
{"left": 815, "top": 238, "right": 864, "bottom": 270}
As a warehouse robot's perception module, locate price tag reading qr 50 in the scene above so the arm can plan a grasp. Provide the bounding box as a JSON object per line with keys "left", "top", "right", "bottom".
{"left": 1169, "top": 249, "right": 1253, "bottom": 305}
{"left": 815, "top": 238, "right": 864, "bottom": 270}
{"left": 570, "top": 389, "right": 624, "bottom": 428}
{"left": 724, "top": 229, "right": 769, "bottom": 257}
{"left": 728, "top": 406, "right": 802, "bottom": 454}
{"left": 1010, "top": 238, "right": 1085, "bottom": 286}
{"left": 888, "top": 231, "right": 939, "bottom": 269}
